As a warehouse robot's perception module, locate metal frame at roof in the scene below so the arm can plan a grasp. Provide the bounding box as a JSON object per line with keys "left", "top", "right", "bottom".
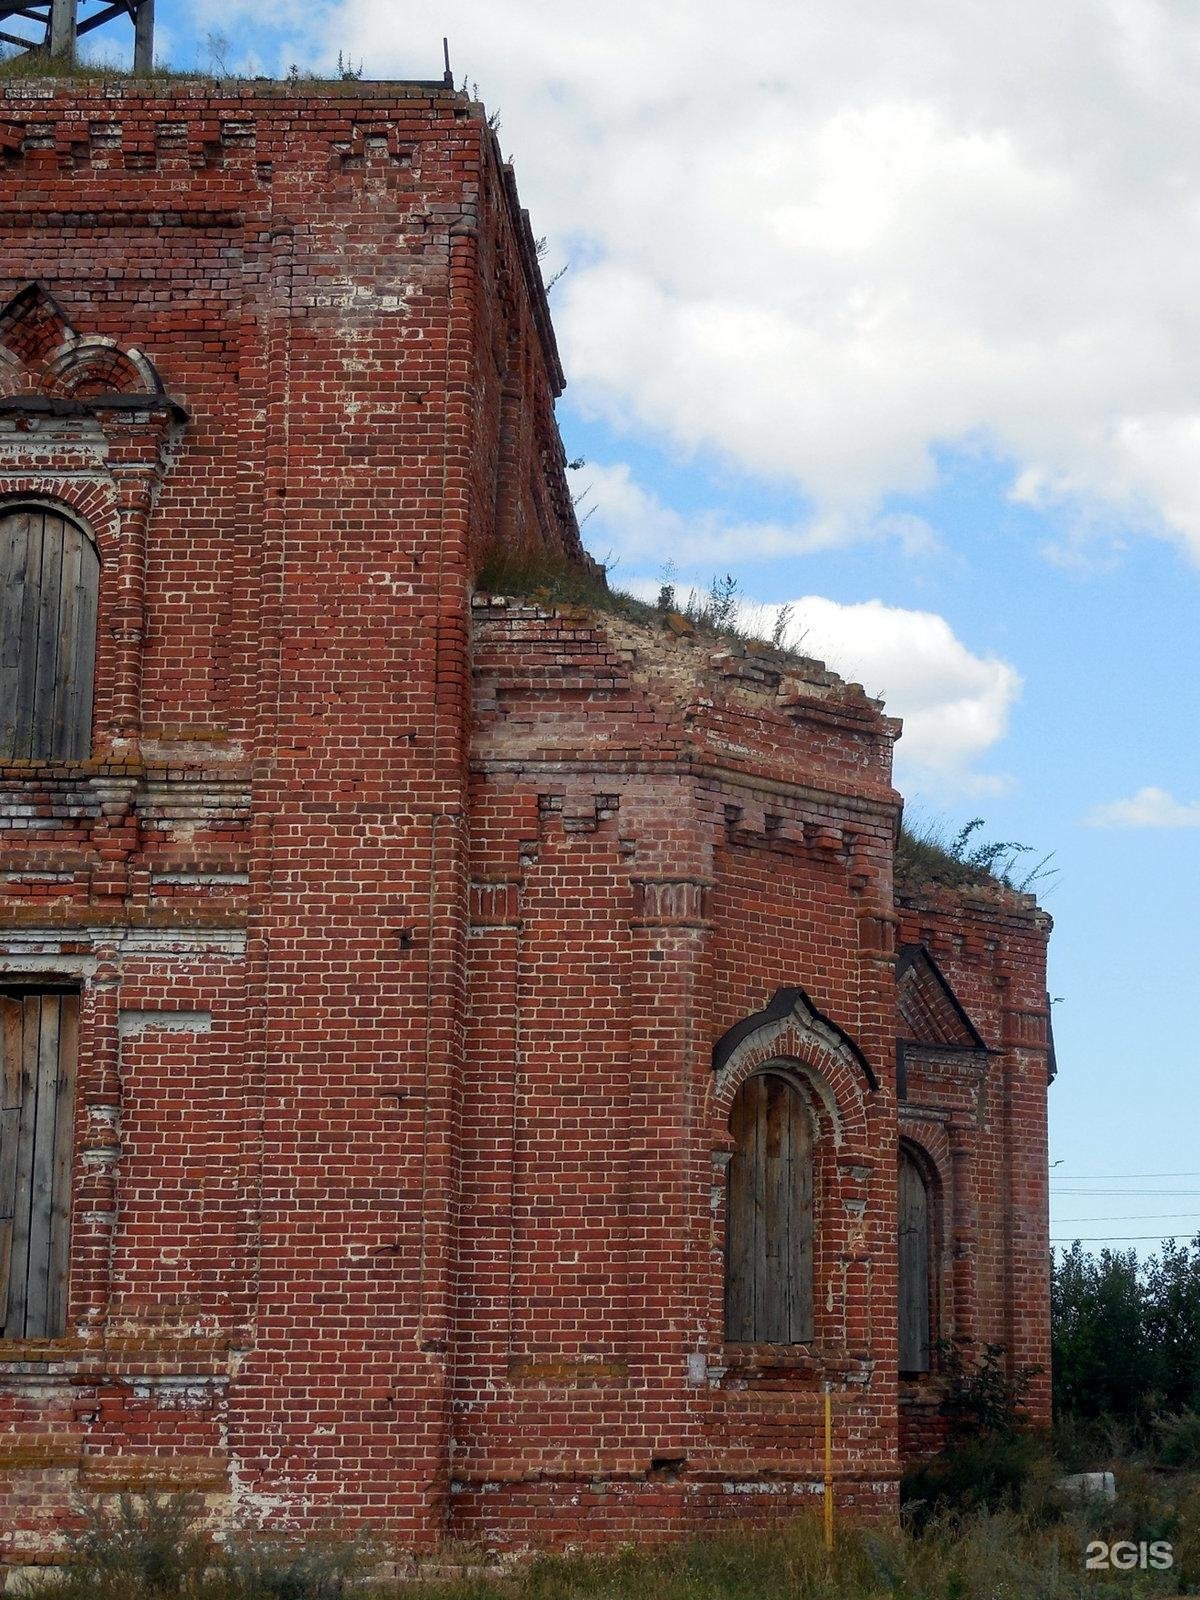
{"left": 0, "top": 0, "right": 154, "bottom": 72}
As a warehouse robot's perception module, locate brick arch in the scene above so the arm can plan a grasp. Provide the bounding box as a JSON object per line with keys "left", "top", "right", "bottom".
{"left": 708, "top": 987, "right": 875, "bottom": 1152}
{"left": 39, "top": 336, "right": 163, "bottom": 399}
{"left": 0, "top": 346, "right": 22, "bottom": 396}
{"left": 0, "top": 482, "right": 117, "bottom": 562}
{"left": 713, "top": 1044, "right": 850, "bottom": 1149}
{"left": 899, "top": 1123, "right": 950, "bottom": 1202}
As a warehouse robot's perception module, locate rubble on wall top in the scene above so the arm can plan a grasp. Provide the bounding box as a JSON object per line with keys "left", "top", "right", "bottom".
{"left": 472, "top": 591, "right": 899, "bottom": 734}
{"left": 0, "top": 74, "right": 464, "bottom": 102}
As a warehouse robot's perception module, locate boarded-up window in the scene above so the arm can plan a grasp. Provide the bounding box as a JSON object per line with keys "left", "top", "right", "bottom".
{"left": 0, "top": 992, "right": 79, "bottom": 1340}
{"left": 899, "top": 1147, "right": 932, "bottom": 1373}
{"left": 0, "top": 508, "right": 99, "bottom": 761}
{"left": 725, "top": 1071, "right": 814, "bottom": 1343}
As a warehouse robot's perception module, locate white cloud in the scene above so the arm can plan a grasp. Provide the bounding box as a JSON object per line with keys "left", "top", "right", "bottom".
{"left": 616, "top": 573, "right": 1019, "bottom": 789}
{"left": 572, "top": 461, "right": 937, "bottom": 566}
{"left": 774, "top": 595, "right": 1020, "bottom": 787}
{"left": 1085, "top": 787, "right": 1200, "bottom": 828}
{"left": 297, "top": 0, "right": 1200, "bottom": 563}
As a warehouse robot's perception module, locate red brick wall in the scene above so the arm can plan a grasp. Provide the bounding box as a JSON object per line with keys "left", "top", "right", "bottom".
{"left": 896, "top": 887, "right": 1054, "bottom": 1437}
{"left": 458, "top": 600, "right": 905, "bottom": 1543}
{"left": 0, "top": 79, "right": 1051, "bottom": 1564}
{"left": 0, "top": 80, "right": 580, "bottom": 1561}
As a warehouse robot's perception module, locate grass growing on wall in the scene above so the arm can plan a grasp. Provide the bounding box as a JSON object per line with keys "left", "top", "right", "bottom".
{"left": 895, "top": 815, "right": 1057, "bottom": 896}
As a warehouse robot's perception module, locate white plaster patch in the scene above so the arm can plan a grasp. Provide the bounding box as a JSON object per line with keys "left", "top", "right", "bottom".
{"left": 150, "top": 872, "right": 250, "bottom": 886}
{"left": 118, "top": 1009, "right": 212, "bottom": 1038}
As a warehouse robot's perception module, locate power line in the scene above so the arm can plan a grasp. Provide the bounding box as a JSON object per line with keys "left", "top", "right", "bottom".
{"left": 1052, "top": 1213, "right": 1200, "bottom": 1223}
{"left": 1051, "top": 1235, "right": 1192, "bottom": 1243}
{"left": 1051, "top": 1173, "right": 1200, "bottom": 1181}
{"left": 1051, "top": 1188, "right": 1200, "bottom": 1197}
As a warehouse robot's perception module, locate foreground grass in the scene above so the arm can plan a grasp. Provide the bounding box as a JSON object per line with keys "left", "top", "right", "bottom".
{"left": 21, "top": 1491, "right": 1200, "bottom": 1600}
{"left": 412, "top": 1509, "right": 1195, "bottom": 1600}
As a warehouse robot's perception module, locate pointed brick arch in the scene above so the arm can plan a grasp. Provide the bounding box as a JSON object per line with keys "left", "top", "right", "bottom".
{"left": 0, "top": 283, "right": 75, "bottom": 370}
{"left": 712, "top": 985, "right": 879, "bottom": 1092}
{"left": 0, "top": 284, "right": 164, "bottom": 400}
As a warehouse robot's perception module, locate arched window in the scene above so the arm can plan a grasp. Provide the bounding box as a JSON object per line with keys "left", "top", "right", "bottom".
{"left": 898, "top": 1146, "right": 933, "bottom": 1373}
{"left": 0, "top": 508, "right": 98, "bottom": 761}
{"left": 725, "top": 1070, "right": 814, "bottom": 1343}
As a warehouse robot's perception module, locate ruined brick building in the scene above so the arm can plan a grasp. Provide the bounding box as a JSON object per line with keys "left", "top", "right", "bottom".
{"left": 0, "top": 79, "right": 1054, "bottom": 1563}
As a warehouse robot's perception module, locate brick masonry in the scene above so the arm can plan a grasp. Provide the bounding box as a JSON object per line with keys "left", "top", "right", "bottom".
{"left": 0, "top": 80, "right": 1052, "bottom": 1562}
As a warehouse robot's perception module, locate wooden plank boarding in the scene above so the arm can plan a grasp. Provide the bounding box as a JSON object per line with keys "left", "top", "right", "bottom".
{"left": 0, "top": 997, "right": 24, "bottom": 1329}
{"left": 51, "top": 524, "right": 82, "bottom": 759}
{"left": 30, "top": 510, "right": 66, "bottom": 761}
{"left": 725, "top": 1072, "right": 814, "bottom": 1344}
{"left": 0, "top": 509, "right": 98, "bottom": 761}
{"left": 47, "top": 994, "right": 78, "bottom": 1332}
{"left": 9, "top": 510, "right": 41, "bottom": 760}
{"left": 6, "top": 996, "right": 39, "bottom": 1334}
{"left": 725, "top": 1078, "right": 756, "bottom": 1341}
{"left": 791, "top": 1090, "right": 814, "bottom": 1343}
{"left": 65, "top": 527, "right": 99, "bottom": 760}
{"left": 0, "top": 992, "right": 78, "bottom": 1340}
{"left": 899, "top": 1149, "right": 931, "bottom": 1372}
{"left": 0, "top": 510, "right": 31, "bottom": 758}
{"left": 25, "top": 995, "right": 62, "bottom": 1336}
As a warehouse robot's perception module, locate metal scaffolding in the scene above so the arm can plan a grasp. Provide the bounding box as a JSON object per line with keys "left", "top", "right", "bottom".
{"left": 0, "top": 0, "right": 155, "bottom": 72}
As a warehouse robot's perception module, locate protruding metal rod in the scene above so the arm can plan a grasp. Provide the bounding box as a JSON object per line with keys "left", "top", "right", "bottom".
{"left": 47, "top": 0, "right": 75, "bottom": 58}
{"left": 132, "top": 0, "right": 152, "bottom": 72}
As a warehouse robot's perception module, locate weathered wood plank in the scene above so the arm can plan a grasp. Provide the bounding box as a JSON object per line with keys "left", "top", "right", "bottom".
{"left": 7, "top": 997, "right": 39, "bottom": 1336}
{"left": 0, "top": 998, "right": 20, "bottom": 1333}
{"left": 1, "top": 511, "right": 33, "bottom": 759}
{"left": 726, "top": 1073, "right": 816, "bottom": 1344}
{"left": 1, "top": 512, "right": 98, "bottom": 761}
{"left": 0, "top": 995, "right": 21, "bottom": 1115}
{"left": 899, "top": 1151, "right": 931, "bottom": 1372}
{"left": 0, "top": 512, "right": 31, "bottom": 756}
{"left": 750, "top": 1075, "right": 769, "bottom": 1340}
{"left": 64, "top": 530, "right": 98, "bottom": 760}
{"left": 725, "top": 1077, "right": 757, "bottom": 1341}
{"left": 12, "top": 510, "right": 47, "bottom": 760}
{"left": 50, "top": 525, "right": 82, "bottom": 760}
{"left": 24, "top": 995, "right": 61, "bottom": 1338}
{"left": 47, "top": 994, "right": 77, "bottom": 1336}
{"left": 790, "top": 1093, "right": 814, "bottom": 1342}
{"left": 760, "top": 1075, "right": 788, "bottom": 1341}
{"left": 29, "top": 513, "right": 65, "bottom": 763}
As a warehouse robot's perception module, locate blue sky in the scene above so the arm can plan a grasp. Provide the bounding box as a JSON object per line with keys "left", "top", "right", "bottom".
{"left": 84, "top": 0, "right": 1200, "bottom": 1255}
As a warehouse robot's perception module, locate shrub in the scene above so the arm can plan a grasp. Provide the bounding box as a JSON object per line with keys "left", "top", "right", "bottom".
{"left": 902, "top": 1430, "right": 1050, "bottom": 1523}
{"left": 221, "top": 1537, "right": 363, "bottom": 1599}
{"left": 939, "top": 1341, "right": 1041, "bottom": 1439}
{"left": 19, "top": 1494, "right": 366, "bottom": 1600}
{"left": 1155, "top": 1409, "right": 1200, "bottom": 1469}
{"left": 28, "top": 1491, "right": 215, "bottom": 1598}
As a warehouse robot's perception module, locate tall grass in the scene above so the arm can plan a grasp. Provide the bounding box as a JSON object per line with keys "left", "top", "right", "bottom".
{"left": 16, "top": 1485, "right": 1200, "bottom": 1600}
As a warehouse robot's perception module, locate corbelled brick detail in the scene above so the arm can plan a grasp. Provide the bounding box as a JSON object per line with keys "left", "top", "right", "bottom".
{"left": 0, "top": 80, "right": 1051, "bottom": 1563}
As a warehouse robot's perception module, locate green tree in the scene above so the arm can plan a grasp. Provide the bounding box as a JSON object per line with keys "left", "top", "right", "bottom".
{"left": 1143, "top": 1235, "right": 1200, "bottom": 1411}
{"left": 1051, "top": 1243, "right": 1153, "bottom": 1423}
